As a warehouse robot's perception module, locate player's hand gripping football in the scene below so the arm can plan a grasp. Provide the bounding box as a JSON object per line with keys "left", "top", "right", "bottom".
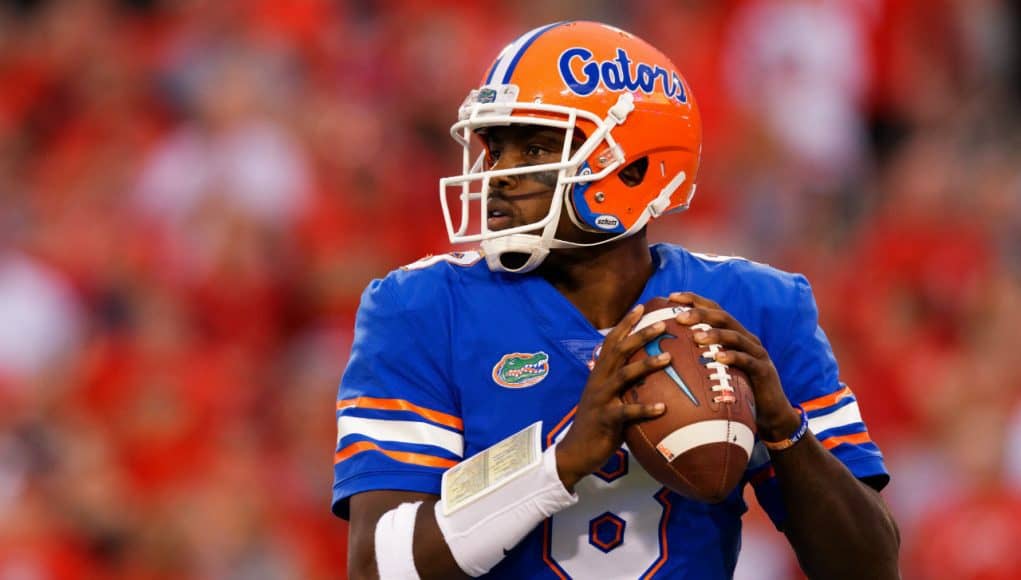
{"left": 555, "top": 304, "right": 671, "bottom": 492}
{"left": 667, "top": 292, "right": 801, "bottom": 442}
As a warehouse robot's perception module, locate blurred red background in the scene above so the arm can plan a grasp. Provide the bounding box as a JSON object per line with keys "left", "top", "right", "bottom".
{"left": 0, "top": 1, "right": 1019, "bottom": 578}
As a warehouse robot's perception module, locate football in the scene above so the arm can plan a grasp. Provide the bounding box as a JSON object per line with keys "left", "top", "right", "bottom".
{"left": 622, "top": 297, "right": 757, "bottom": 503}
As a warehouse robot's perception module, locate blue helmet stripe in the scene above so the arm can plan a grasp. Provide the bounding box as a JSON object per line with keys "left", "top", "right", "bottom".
{"left": 485, "top": 56, "right": 503, "bottom": 84}
{"left": 501, "top": 21, "right": 566, "bottom": 84}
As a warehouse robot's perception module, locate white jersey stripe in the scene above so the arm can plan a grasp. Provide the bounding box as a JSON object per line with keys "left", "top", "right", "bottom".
{"left": 808, "top": 401, "right": 864, "bottom": 435}
{"left": 338, "top": 416, "right": 465, "bottom": 457}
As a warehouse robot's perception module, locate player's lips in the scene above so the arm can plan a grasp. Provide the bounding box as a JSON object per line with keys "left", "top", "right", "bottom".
{"left": 486, "top": 199, "right": 515, "bottom": 230}
{"left": 488, "top": 213, "right": 514, "bottom": 230}
{"left": 485, "top": 188, "right": 552, "bottom": 231}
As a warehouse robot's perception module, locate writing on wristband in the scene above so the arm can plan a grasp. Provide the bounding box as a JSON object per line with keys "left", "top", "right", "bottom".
{"left": 762, "top": 404, "right": 809, "bottom": 452}
{"left": 441, "top": 421, "right": 541, "bottom": 515}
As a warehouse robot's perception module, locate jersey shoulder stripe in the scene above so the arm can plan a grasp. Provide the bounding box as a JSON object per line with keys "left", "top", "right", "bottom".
{"left": 338, "top": 397, "right": 464, "bottom": 431}
{"left": 819, "top": 432, "right": 875, "bottom": 450}
{"left": 796, "top": 384, "right": 877, "bottom": 453}
{"left": 807, "top": 400, "right": 863, "bottom": 435}
{"left": 334, "top": 440, "right": 458, "bottom": 469}
{"left": 336, "top": 397, "right": 465, "bottom": 468}
{"left": 801, "top": 384, "right": 854, "bottom": 412}
{"left": 337, "top": 415, "right": 464, "bottom": 457}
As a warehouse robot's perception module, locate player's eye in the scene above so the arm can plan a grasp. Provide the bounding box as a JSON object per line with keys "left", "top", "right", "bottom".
{"left": 486, "top": 148, "right": 502, "bottom": 166}
{"left": 525, "top": 145, "right": 549, "bottom": 157}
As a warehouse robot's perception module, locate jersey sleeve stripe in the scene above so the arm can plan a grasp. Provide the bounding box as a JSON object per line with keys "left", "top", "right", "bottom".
{"left": 800, "top": 384, "right": 854, "bottom": 412}
{"left": 819, "top": 431, "right": 873, "bottom": 450}
{"left": 813, "top": 422, "right": 870, "bottom": 441}
{"left": 337, "top": 397, "right": 464, "bottom": 431}
{"left": 805, "top": 395, "right": 858, "bottom": 419}
{"left": 334, "top": 440, "right": 458, "bottom": 469}
{"left": 807, "top": 401, "right": 864, "bottom": 435}
{"left": 338, "top": 435, "right": 462, "bottom": 461}
{"left": 337, "top": 416, "right": 464, "bottom": 457}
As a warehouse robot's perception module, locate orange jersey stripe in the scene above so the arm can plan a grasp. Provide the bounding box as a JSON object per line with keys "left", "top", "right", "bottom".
{"left": 337, "top": 397, "right": 463, "bottom": 431}
{"left": 546, "top": 406, "right": 578, "bottom": 448}
{"left": 542, "top": 520, "right": 570, "bottom": 580}
{"left": 334, "top": 440, "right": 458, "bottom": 469}
{"left": 642, "top": 488, "right": 673, "bottom": 579}
{"left": 821, "top": 432, "right": 872, "bottom": 450}
{"left": 801, "top": 385, "right": 854, "bottom": 412}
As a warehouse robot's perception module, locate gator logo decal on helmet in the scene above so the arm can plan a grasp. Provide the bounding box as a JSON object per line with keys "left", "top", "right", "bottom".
{"left": 492, "top": 352, "right": 550, "bottom": 388}
{"left": 476, "top": 88, "right": 498, "bottom": 103}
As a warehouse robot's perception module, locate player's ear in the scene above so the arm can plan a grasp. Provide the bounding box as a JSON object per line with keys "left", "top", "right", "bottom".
{"left": 619, "top": 157, "right": 649, "bottom": 187}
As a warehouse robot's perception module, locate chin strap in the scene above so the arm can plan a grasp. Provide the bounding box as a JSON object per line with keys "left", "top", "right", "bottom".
{"left": 481, "top": 235, "right": 550, "bottom": 273}
{"left": 481, "top": 216, "right": 639, "bottom": 272}
{"left": 482, "top": 179, "right": 568, "bottom": 273}
{"left": 481, "top": 172, "right": 691, "bottom": 273}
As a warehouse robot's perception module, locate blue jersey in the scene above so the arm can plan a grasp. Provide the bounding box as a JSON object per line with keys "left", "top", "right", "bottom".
{"left": 333, "top": 243, "right": 888, "bottom": 579}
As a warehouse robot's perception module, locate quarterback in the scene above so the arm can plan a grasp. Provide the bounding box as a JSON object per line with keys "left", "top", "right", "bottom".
{"left": 333, "top": 21, "right": 900, "bottom": 579}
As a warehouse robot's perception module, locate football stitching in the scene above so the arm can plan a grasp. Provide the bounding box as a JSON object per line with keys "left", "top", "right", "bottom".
{"left": 716, "top": 419, "right": 733, "bottom": 500}
{"left": 691, "top": 322, "right": 736, "bottom": 404}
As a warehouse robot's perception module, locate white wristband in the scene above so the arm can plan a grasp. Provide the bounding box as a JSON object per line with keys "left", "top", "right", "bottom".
{"left": 374, "top": 501, "right": 422, "bottom": 579}
{"left": 435, "top": 442, "right": 578, "bottom": 577}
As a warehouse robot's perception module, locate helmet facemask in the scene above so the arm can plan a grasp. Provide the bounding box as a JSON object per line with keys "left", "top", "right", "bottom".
{"left": 439, "top": 88, "right": 641, "bottom": 273}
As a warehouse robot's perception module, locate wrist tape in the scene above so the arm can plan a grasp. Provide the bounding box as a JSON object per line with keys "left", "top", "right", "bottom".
{"left": 434, "top": 435, "right": 578, "bottom": 576}
{"left": 375, "top": 500, "right": 422, "bottom": 579}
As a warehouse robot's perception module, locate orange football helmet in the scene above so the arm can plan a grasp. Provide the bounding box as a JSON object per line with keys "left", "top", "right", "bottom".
{"left": 439, "top": 21, "right": 702, "bottom": 272}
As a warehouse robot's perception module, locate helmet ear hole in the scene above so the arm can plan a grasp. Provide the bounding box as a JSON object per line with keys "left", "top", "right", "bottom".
{"left": 618, "top": 157, "right": 648, "bottom": 187}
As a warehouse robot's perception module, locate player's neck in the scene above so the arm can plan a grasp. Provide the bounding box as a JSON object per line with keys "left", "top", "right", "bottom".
{"left": 539, "top": 234, "right": 654, "bottom": 330}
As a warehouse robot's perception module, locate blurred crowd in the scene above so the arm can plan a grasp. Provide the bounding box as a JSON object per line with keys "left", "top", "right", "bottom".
{"left": 0, "top": 0, "right": 1018, "bottom": 578}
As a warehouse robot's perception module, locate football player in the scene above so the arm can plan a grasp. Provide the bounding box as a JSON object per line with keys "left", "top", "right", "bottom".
{"left": 333, "top": 21, "right": 899, "bottom": 579}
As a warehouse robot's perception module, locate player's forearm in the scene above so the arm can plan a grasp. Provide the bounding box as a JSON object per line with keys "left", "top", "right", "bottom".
{"left": 771, "top": 434, "right": 900, "bottom": 580}
{"left": 411, "top": 499, "right": 472, "bottom": 579}
{"left": 351, "top": 437, "right": 578, "bottom": 579}
{"left": 349, "top": 499, "right": 468, "bottom": 580}
{"left": 347, "top": 495, "right": 467, "bottom": 580}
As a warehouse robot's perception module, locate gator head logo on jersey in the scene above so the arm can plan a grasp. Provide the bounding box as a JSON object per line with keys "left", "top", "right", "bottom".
{"left": 492, "top": 352, "right": 550, "bottom": 388}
